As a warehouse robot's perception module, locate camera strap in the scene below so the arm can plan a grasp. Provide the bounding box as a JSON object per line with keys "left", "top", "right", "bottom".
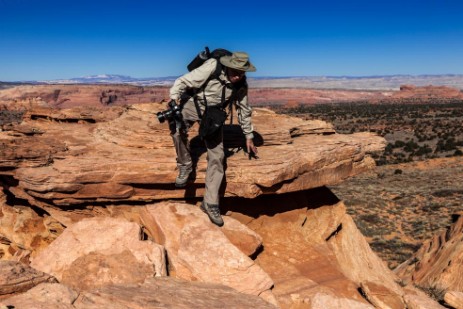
{"left": 192, "top": 63, "right": 242, "bottom": 122}
{"left": 193, "top": 96, "right": 203, "bottom": 119}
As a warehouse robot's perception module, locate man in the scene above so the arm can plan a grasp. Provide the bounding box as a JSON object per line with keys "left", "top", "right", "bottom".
{"left": 169, "top": 51, "right": 258, "bottom": 226}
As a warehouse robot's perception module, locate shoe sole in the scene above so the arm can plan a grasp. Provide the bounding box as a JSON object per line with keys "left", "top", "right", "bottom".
{"left": 200, "top": 203, "right": 224, "bottom": 227}
{"left": 175, "top": 182, "right": 188, "bottom": 188}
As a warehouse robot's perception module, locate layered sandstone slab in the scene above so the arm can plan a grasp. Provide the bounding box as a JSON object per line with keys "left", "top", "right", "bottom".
{"left": 0, "top": 103, "right": 384, "bottom": 211}
{"left": 30, "top": 217, "right": 166, "bottom": 291}
{"left": 141, "top": 202, "right": 274, "bottom": 301}
{"left": 2, "top": 84, "right": 462, "bottom": 110}
{"left": 0, "top": 278, "right": 278, "bottom": 309}
{"left": 444, "top": 291, "right": 463, "bottom": 309}
{"left": 396, "top": 212, "right": 463, "bottom": 294}
{"left": 0, "top": 283, "right": 78, "bottom": 309}
{"left": 74, "top": 277, "right": 278, "bottom": 309}
{"left": 223, "top": 188, "right": 408, "bottom": 309}
{"left": 0, "top": 260, "right": 56, "bottom": 297}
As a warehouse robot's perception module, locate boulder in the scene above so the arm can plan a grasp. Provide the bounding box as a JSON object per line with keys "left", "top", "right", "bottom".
{"left": 224, "top": 187, "right": 408, "bottom": 308}
{"left": 404, "top": 294, "right": 446, "bottom": 309}
{"left": 444, "top": 291, "right": 463, "bottom": 309}
{"left": 0, "top": 260, "right": 56, "bottom": 296}
{"left": 360, "top": 281, "right": 405, "bottom": 309}
{"left": 0, "top": 283, "right": 77, "bottom": 309}
{"left": 402, "top": 285, "right": 446, "bottom": 309}
{"left": 30, "top": 217, "right": 166, "bottom": 291}
{"left": 73, "top": 277, "right": 278, "bottom": 309}
{"left": 0, "top": 196, "right": 64, "bottom": 261}
{"left": 0, "top": 276, "right": 278, "bottom": 309}
{"left": 308, "top": 292, "right": 375, "bottom": 309}
{"left": 140, "top": 202, "right": 274, "bottom": 299}
{"left": 395, "top": 212, "right": 463, "bottom": 294}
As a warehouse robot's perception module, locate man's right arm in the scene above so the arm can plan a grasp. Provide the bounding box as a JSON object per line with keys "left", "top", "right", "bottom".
{"left": 169, "top": 58, "right": 218, "bottom": 101}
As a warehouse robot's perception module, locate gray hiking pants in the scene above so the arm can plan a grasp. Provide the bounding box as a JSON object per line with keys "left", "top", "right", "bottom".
{"left": 171, "top": 100, "right": 224, "bottom": 205}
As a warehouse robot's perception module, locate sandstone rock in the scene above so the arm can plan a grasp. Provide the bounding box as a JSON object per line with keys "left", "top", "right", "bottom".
{"left": 395, "top": 212, "right": 463, "bottom": 293}
{"left": 402, "top": 286, "right": 446, "bottom": 309}
{"left": 394, "top": 85, "right": 463, "bottom": 101}
{"left": 224, "top": 188, "right": 404, "bottom": 309}
{"left": 327, "top": 215, "right": 404, "bottom": 296}
{"left": 0, "top": 260, "right": 56, "bottom": 296}
{"left": 309, "top": 292, "right": 375, "bottom": 309}
{"left": 359, "top": 281, "right": 405, "bottom": 309}
{"left": 404, "top": 294, "right": 446, "bottom": 309}
{"left": 30, "top": 217, "right": 166, "bottom": 290}
{"left": 2, "top": 84, "right": 462, "bottom": 111}
{"left": 0, "top": 103, "right": 384, "bottom": 212}
{"left": 229, "top": 191, "right": 366, "bottom": 305}
{"left": 0, "top": 283, "right": 77, "bottom": 309}
{"left": 73, "top": 277, "right": 278, "bottom": 309}
{"left": 444, "top": 291, "right": 463, "bottom": 309}
{"left": 0, "top": 84, "right": 166, "bottom": 109}
{"left": 140, "top": 202, "right": 274, "bottom": 298}
{"left": 0, "top": 196, "right": 64, "bottom": 261}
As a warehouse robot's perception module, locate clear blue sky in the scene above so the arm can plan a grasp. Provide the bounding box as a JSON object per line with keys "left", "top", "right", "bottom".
{"left": 1, "top": 0, "right": 462, "bottom": 81}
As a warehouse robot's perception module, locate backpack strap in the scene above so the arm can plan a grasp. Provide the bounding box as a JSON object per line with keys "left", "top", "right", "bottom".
{"left": 194, "top": 60, "right": 244, "bottom": 117}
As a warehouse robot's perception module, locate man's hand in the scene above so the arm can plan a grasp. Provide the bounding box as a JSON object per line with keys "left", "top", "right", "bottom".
{"left": 246, "top": 138, "right": 258, "bottom": 159}
{"left": 167, "top": 98, "right": 181, "bottom": 105}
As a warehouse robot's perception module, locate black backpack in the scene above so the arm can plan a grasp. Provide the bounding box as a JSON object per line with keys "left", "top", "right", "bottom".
{"left": 187, "top": 47, "right": 232, "bottom": 74}
{"left": 187, "top": 46, "right": 247, "bottom": 91}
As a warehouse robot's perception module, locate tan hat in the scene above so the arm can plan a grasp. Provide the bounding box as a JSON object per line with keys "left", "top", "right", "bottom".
{"left": 220, "top": 52, "right": 256, "bottom": 72}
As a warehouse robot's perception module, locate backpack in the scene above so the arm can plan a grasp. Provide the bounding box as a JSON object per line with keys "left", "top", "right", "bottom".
{"left": 187, "top": 47, "right": 247, "bottom": 93}
{"left": 187, "top": 47, "right": 232, "bottom": 74}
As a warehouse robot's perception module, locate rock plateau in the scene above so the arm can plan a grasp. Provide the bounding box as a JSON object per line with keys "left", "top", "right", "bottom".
{"left": 0, "top": 96, "right": 452, "bottom": 308}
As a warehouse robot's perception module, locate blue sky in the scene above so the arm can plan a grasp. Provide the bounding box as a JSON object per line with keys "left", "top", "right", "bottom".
{"left": 1, "top": 0, "right": 462, "bottom": 81}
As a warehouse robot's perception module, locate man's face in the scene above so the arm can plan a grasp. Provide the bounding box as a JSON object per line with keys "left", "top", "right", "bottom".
{"left": 227, "top": 68, "right": 246, "bottom": 83}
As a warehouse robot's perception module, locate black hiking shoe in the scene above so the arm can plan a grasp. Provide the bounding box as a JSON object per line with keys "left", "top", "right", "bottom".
{"left": 200, "top": 201, "right": 224, "bottom": 227}
{"left": 175, "top": 165, "right": 193, "bottom": 188}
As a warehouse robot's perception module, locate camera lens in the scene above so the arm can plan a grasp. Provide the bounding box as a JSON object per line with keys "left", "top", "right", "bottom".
{"left": 156, "top": 112, "right": 166, "bottom": 123}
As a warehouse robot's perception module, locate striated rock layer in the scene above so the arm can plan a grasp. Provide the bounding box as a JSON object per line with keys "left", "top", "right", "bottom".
{"left": 1, "top": 84, "right": 462, "bottom": 110}
{"left": 0, "top": 103, "right": 384, "bottom": 218}
{"left": 0, "top": 278, "right": 278, "bottom": 309}
{"left": 396, "top": 212, "right": 463, "bottom": 295}
{"left": 1, "top": 100, "right": 447, "bottom": 308}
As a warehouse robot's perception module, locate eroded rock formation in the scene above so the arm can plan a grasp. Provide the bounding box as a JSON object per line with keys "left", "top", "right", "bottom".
{"left": 396, "top": 212, "right": 463, "bottom": 306}
{"left": 0, "top": 100, "right": 446, "bottom": 308}
{"left": 1, "top": 84, "right": 461, "bottom": 111}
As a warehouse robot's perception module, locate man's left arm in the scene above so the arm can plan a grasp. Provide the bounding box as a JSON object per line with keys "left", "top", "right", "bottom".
{"left": 235, "top": 90, "right": 258, "bottom": 155}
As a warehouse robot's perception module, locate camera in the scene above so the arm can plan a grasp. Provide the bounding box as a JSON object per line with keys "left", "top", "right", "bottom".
{"left": 157, "top": 100, "right": 182, "bottom": 123}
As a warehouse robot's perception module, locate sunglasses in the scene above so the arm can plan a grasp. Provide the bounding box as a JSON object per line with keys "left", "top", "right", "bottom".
{"left": 228, "top": 68, "right": 246, "bottom": 77}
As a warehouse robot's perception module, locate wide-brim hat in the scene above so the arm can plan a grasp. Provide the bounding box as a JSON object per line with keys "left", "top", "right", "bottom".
{"left": 220, "top": 52, "right": 256, "bottom": 72}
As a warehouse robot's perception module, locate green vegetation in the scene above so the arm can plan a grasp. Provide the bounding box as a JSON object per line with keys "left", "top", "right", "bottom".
{"left": 277, "top": 102, "right": 463, "bottom": 165}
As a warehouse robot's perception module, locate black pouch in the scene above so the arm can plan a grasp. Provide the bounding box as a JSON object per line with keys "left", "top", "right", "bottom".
{"left": 199, "top": 106, "right": 227, "bottom": 139}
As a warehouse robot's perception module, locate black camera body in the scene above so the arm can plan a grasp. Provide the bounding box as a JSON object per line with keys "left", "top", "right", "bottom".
{"left": 157, "top": 100, "right": 182, "bottom": 123}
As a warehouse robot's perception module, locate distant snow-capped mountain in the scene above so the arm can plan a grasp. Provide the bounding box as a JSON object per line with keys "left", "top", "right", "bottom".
{"left": 40, "top": 74, "right": 177, "bottom": 86}
{"left": 32, "top": 74, "right": 463, "bottom": 90}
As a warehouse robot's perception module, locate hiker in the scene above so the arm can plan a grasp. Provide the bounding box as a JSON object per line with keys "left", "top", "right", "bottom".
{"left": 169, "top": 51, "right": 258, "bottom": 226}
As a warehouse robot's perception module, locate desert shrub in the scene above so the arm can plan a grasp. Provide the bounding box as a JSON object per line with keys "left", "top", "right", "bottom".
{"left": 416, "top": 285, "right": 446, "bottom": 303}
{"left": 404, "top": 140, "right": 419, "bottom": 152}
{"left": 384, "top": 143, "right": 394, "bottom": 154}
{"left": 415, "top": 145, "right": 433, "bottom": 156}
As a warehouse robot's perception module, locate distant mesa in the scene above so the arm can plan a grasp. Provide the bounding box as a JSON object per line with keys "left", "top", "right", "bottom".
{"left": 4, "top": 73, "right": 461, "bottom": 91}
{"left": 0, "top": 82, "right": 462, "bottom": 110}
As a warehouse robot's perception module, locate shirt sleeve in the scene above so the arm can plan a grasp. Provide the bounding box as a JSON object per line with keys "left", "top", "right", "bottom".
{"left": 169, "top": 58, "right": 217, "bottom": 101}
{"left": 235, "top": 88, "right": 254, "bottom": 140}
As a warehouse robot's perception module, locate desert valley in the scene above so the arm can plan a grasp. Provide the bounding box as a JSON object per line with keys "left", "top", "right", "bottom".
{"left": 1, "top": 80, "right": 463, "bottom": 308}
